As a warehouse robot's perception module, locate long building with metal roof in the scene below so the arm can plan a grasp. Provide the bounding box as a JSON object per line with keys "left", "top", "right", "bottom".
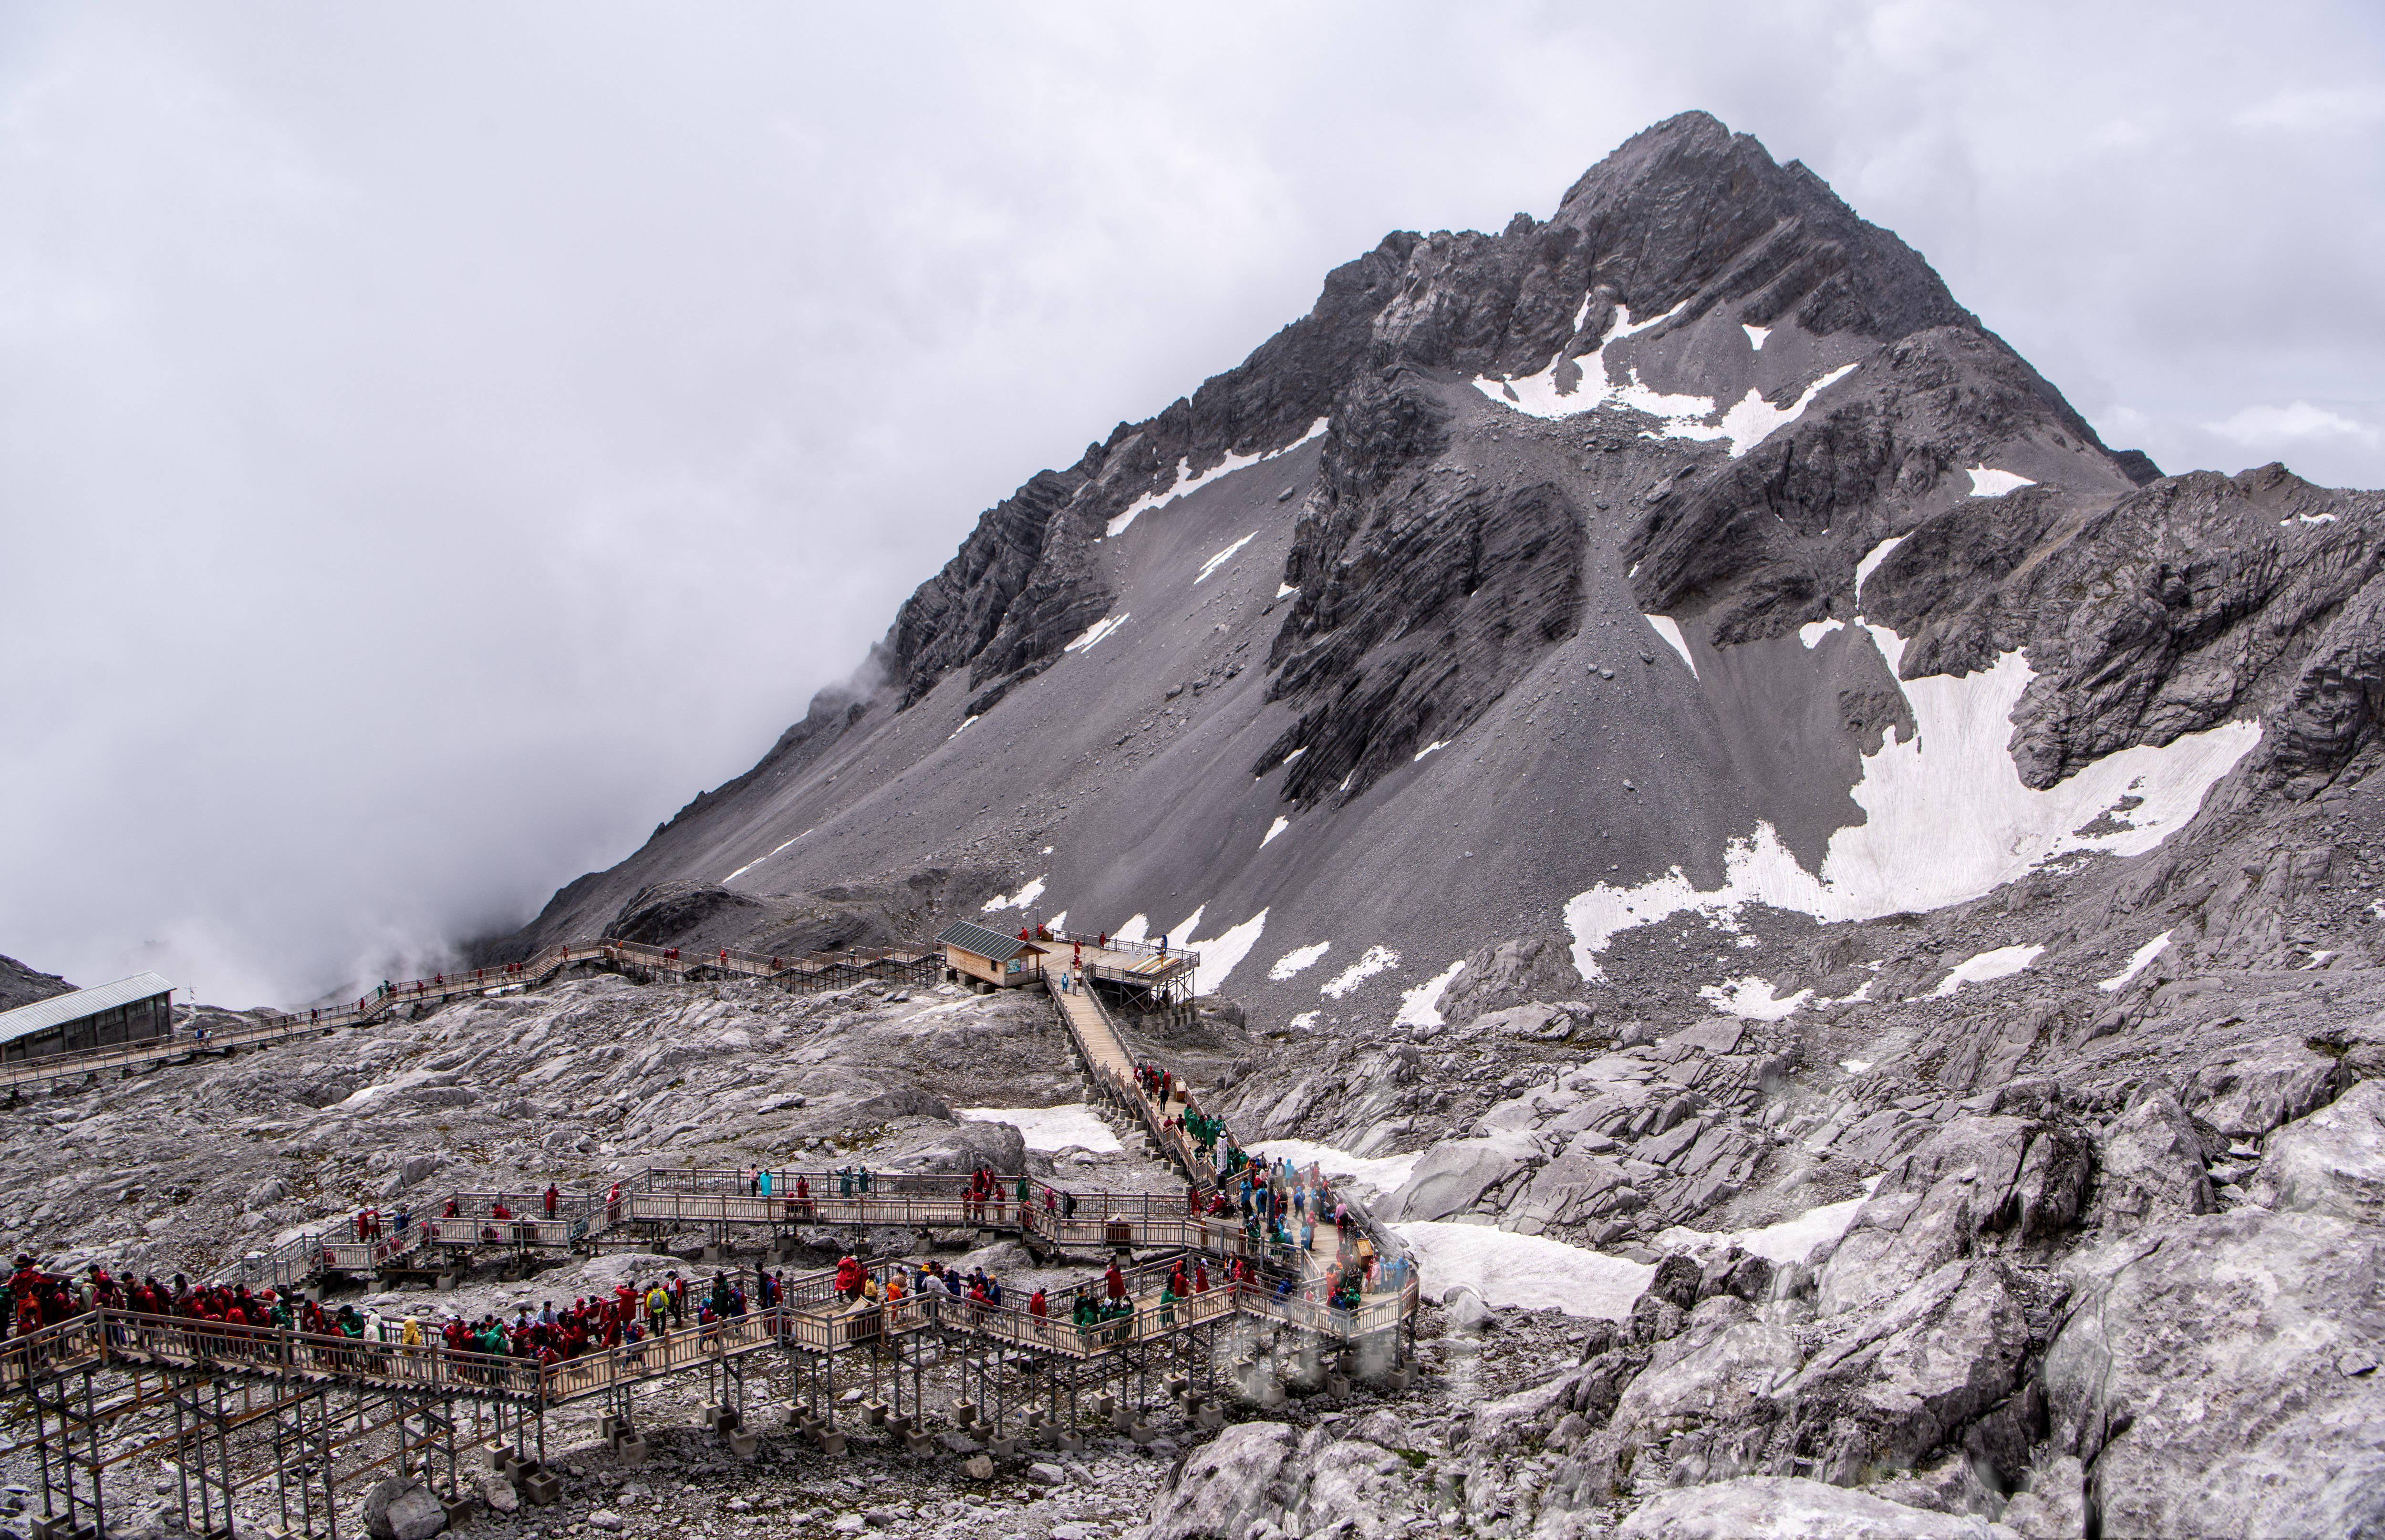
{"left": 0, "top": 972, "right": 175, "bottom": 1062}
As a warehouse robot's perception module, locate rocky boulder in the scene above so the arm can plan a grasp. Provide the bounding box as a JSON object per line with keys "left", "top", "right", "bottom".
{"left": 1144, "top": 1422, "right": 1298, "bottom": 1540}
{"left": 2043, "top": 1209, "right": 2385, "bottom": 1538}
{"left": 1606, "top": 1296, "right": 1801, "bottom": 1447}
{"left": 363, "top": 1478, "right": 446, "bottom": 1540}
{"left": 2253, "top": 1077, "right": 2385, "bottom": 1224}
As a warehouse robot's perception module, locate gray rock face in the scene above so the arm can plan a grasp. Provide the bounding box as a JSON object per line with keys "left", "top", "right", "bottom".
{"left": 1615, "top": 1477, "right": 2023, "bottom": 1540}
{"left": 2043, "top": 1209, "right": 2385, "bottom": 1539}
{"left": 1815, "top": 1115, "right": 2084, "bottom": 1315}
{"left": 2090, "top": 1091, "right": 2214, "bottom": 1230}
{"left": 1381, "top": 1131, "right": 1538, "bottom": 1221}
{"left": 2183, "top": 1033, "right": 2346, "bottom": 1138}
{"left": 2255, "top": 1077, "right": 2385, "bottom": 1223}
{"left": 0, "top": 952, "right": 73, "bottom": 1013}
{"left": 1785, "top": 1258, "right": 2031, "bottom": 1484}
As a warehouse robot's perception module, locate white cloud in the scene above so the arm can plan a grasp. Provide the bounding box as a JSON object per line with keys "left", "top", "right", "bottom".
{"left": 2204, "top": 401, "right": 2379, "bottom": 447}
{"left": 2231, "top": 86, "right": 2385, "bottom": 133}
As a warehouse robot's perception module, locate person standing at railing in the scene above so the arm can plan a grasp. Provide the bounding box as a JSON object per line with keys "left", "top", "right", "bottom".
{"left": 758, "top": 1167, "right": 774, "bottom": 1199}
{"left": 544, "top": 1184, "right": 559, "bottom": 1219}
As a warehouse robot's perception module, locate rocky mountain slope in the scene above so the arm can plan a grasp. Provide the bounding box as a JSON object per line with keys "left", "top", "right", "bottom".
{"left": 17, "top": 110, "right": 2385, "bottom": 1538}
{"left": 483, "top": 111, "right": 2384, "bottom": 1058}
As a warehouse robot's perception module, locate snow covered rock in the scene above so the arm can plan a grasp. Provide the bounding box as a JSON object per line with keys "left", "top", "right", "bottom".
{"left": 2043, "top": 1209, "right": 2385, "bottom": 1538}
{"left": 1614, "top": 1476, "right": 2023, "bottom": 1539}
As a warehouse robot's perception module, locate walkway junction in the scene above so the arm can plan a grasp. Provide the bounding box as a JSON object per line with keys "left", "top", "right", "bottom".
{"left": 1, "top": 927, "right": 1421, "bottom": 1539}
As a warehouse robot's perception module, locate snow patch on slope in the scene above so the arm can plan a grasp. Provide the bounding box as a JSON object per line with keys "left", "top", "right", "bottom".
{"left": 2098, "top": 931, "right": 2174, "bottom": 992}
{"left": 1391, "top": 1221, "right": 1652, "bottom": 1321}
{"left": 1645, "top": 615, "right": 1697, "bottom": 675}
{"left": 1105, "top": 419, "right": 1327, "bottom": 538}
{"left": 1178, "top": 908, "right": 1267, "bottom": 996}
{"left": 1798, "top": 618, "right": 1845, "bottom": 649}
{"left": 1270, "top": 942, "right": 1330, "bottom": 981}
{"left": 1655, "top": 1192, "right": 1870, "bottom": 1267}
{"left": 1927, "top": 943, "right": 2043, "bottom": 998}
{"left": 1474, "top": 306, "right": 1857, "bottom": 457}
{"left": 1321, "top": 946, "right": 1400, "bottom": 998}
{"left": 1967, "top": 466, "right": 2036, "bottom": 497}
{"left": 1701, "top": 976, "right": 1813, "bottom": 1020}
{"left": 1854, "top": 536, "right": 1904, "bottom": 597}
{"left": 1064, "top": 613, "right": 1129, "bottom": 653}
{"left": 1261, "top": 817, "right": 1289, "bottom": 848}
{"left": 1743, "top": 323, "right": 1771, "bottom": 351}
{"left": 1247, "top": 1139, "right": 1424, "bottom": 1205}
{"left": 1196, "top": 533, "right": 1256, "bottom": 583}
{"left": 957, "top": 1104, "right": 1120, "bottom": 1154}
{"left": 1393, "top": 961, "right": 1467, "bottom": 1028}
{"left": 982, "top": 877, "right": 1047, "bottom": 913}
{"left": 1562, "top": 626, "right": 2261, "bottom": 981}
{"left": 726, "top": 830, "right": 808, "bottom": 882}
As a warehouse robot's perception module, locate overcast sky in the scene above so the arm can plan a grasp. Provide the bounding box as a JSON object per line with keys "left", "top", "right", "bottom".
{"left": 4, "top": 2, "right": 2380, "bottom": 1007}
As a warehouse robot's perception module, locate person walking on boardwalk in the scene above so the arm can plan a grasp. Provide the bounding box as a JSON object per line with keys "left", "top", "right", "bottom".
{"left": 544, "top": 1184, "right": 559, "bottom": 1220}
{"left": 1105, "top": 1261, "right": 1126, "bottom": 1303}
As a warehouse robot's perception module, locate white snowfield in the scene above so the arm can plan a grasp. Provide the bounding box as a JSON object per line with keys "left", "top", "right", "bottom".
{"left": 981, "top": 875, "right": 1047, "bottom": 912}
{"left": 1104, "top": 418, "right": 1327, "bottom": 538}
{"left": 1321, "top": 945, "right": 1400, "bottom": 998}
{"left": 1645, "top": 614, "right": 1697, "bottom": 674}
{"left": 1261, "top": 816, "right": 1289, "bottom": 848}
{"left": 725, "top": 829, "right": 808, "bottom": 883}
{"left": 956, "top": 1104, "right": 1121, "bottom": 1155}
{"left": 1475, "top": 302, "right": 1859, "bottom": 459}
{"left": 1853, "top": 535, "right": 1904, "bottom": 597}
{"left": 1927, "top": 943, "right": 2044, "bottom": 998}
{"left": 1653, "top": 1192, "right": 1868, "bottom": 1268}
{"left": 1564, "top": 620, "right": 2261, "bottom": 981}
{"left": 1063, "top": 613, "right": 1129, "bottom": 653}
{"left": 1269, "top": 941, "right": 1330, "bottom": 981}
{"left": 1393, "top": 960, "right": 1467, "bottom": 1027}
{"left": 1195, "top": 533, "right": 1256, "bottom": 583}
{"left": 2098, "top": 930, "right": 2174, "bottom": 992}
{"left": 1391, "top": 1221, "right": 1653, "bottom": 1321}
{"left": 1699, "top": 975, "right": 1813, "bottom": 1020}
{"left": 1742, "top": 323, "right": 1771, "bottom": 351}
{"left": 1966, "top": 465, "right": 2036, "bottom": 497}
{"left": 1172, "top": 907, "right": 1267, "bottom": 995}
{"left": 1797, "top": 617, "right": 1845, "bottom": 649}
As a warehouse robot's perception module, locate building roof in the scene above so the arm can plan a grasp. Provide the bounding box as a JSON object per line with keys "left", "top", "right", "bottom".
{"left": 935, "top": 920, "right": 1046, "bottom": 962}
{"left": 0, "top": 971, "right": 176, "bottom": 1047}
